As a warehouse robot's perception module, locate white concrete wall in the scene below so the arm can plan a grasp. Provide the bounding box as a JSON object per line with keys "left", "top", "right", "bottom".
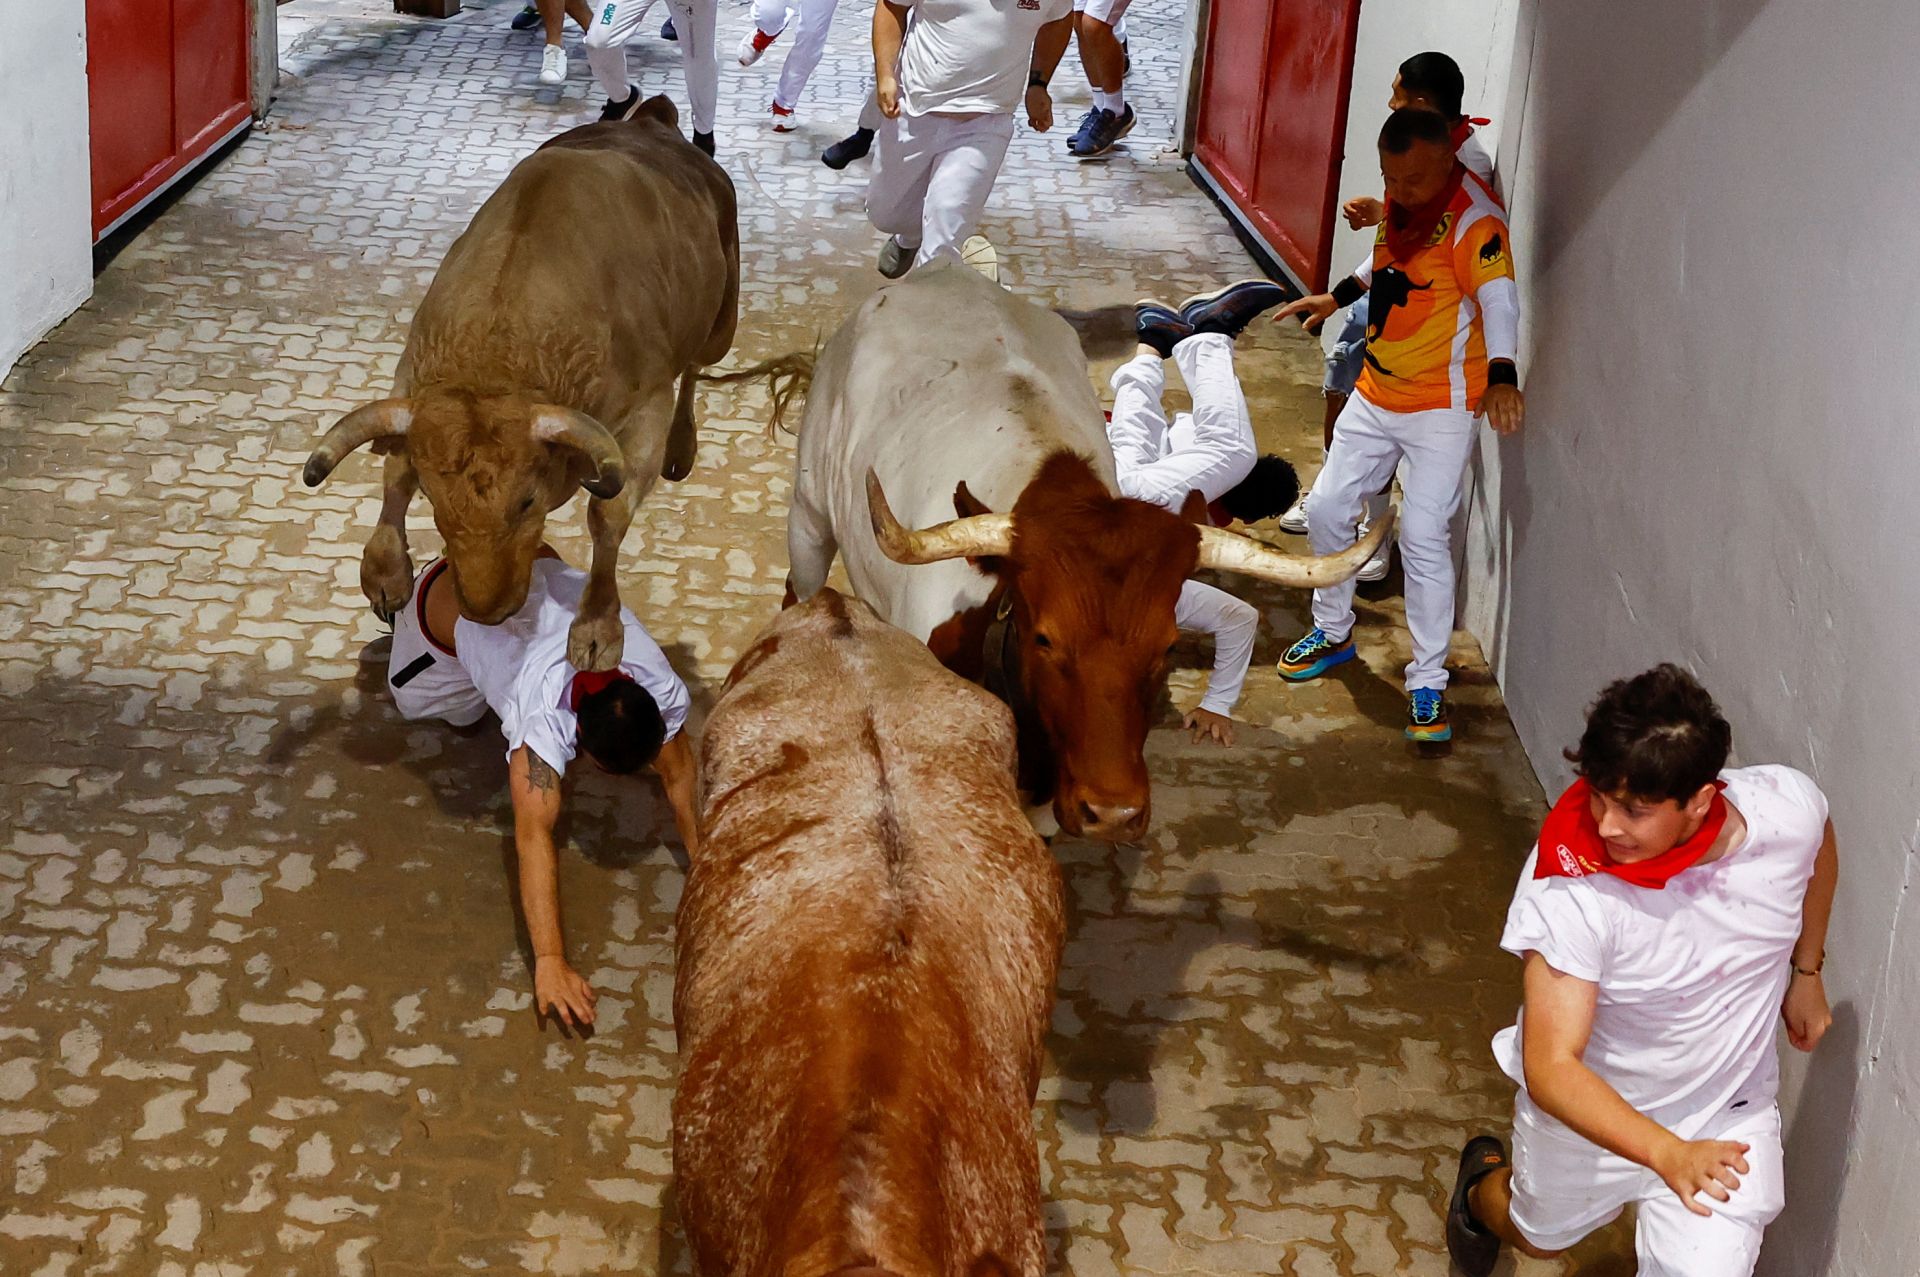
{"left": 1464, "top": 1, "right": 1920, "bottom": 1271}
{"left": 1325, "top": 0, "right": 1520, "bottom": 292}
{"left": 0, "top": 4, "right": 92, "bottom": 380}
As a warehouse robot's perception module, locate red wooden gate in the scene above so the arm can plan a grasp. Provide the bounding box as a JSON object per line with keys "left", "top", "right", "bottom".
{"left": 86, "top": 0, "right": 254, "bottom": 240}
{"left": 1191, "top": 0, "right": 1362, "bottom": 291}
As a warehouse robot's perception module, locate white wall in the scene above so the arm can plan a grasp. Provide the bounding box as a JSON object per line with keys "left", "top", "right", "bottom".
{"left": 1325, "top": 0, "right": 1520, "bottom": 292}
{"left": 0, "top": 4, "right": 92, "bottom": 380}
{"left": 1465, "top": 1, "right": 1920, "bottom": 1272}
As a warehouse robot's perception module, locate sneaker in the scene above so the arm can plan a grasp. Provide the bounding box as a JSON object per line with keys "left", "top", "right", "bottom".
{"left": 961, "top": 235, "right": 998, "bottom": 283}
{"left": 1277, "top": 628, "right": 1355, "bottom": 682}
{"left": 510, "top": 4, "right": 542, "bottom": 30}
{"left": 1181, "top": 279, "right": 1289, "bottom": 339}
{"left": 1408, "top": 688, "right": 1452, "bottom": 742}
{"left": 660, "top": 16, "right": 677, "bottom": 40}
{"left": 1445, "top": 1136, "right": 1507, "bottom": 1276}
{"left": 1133, "top": 301, "right": 1191, "bottom": 359}
{"left": 877, "top": 236, "right": 916, "bottom": 279}
{"left": 538, "top": 44, "right": 567, "bottom": 84}
{"left": 1276, "top": 484, "right": 1311, "bottom": 534}
{"left": 1356, "top": 517, "right": 1393, "bottom": 581}
{"left": 599, "top": 86, "right": 643, "bottom": 122}
{"left": 770, "top": 100, "right": 797, "bottom": 132}
{"left": 821, "top": 126, "right": 874, "bottom": 169}
{"left": 692, "top": 130, "right": 715, "bottom": 157}
{"left": 737, "top": 25, "right": 779, "bottom": 66}
{"left": 1066, "top": 104, "right": 1135, "bottom": 159}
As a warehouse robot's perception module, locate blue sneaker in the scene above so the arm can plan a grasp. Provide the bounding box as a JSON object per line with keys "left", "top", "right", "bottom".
{"left": 1277, "top": 628, "right": 1355, "bottom": 681}
{"left": 1066, "top": 105, "right": 1136, "bottom": 159}
{"left": 1408, "top": 688, "right": 1452, "bottom": 742}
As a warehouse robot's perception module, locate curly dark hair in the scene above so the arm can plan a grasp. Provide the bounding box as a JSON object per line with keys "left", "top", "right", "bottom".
{"left": 1565, "top": 663, "right": 1732, "bottom": 802}
{"left": 577, "top": 680, "right": 666, "bottom": 775}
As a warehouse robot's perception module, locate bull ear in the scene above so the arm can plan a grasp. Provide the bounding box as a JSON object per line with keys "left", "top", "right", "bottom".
{"left": 531, "top": 405, "right": 627, "bottom": 500}
{"left": 1177, "top": 489, "right": 1210, "bottom": 526}
{"left": 952, "top": 482, "right": 1002, "bottom": 572}
{"left": 304, "top": 399, "right": 412, "bottom": 487}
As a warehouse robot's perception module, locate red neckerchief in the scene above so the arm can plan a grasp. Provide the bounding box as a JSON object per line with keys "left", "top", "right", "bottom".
{"left": 1384, "top": 160, "right": 1466, "bottom": 264}
{"left": 1450, "top": 117, "right": 1492, "bottom": 151}
{"left": 1534, "top": 778, "right": 1731, "bottom": 889}
{"left": 566, "top": 668, "right": 633, "bottom": 711}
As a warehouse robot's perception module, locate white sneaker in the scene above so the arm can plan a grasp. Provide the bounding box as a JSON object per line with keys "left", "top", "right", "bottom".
{"left": 1277, "top": 484, "right": 1311, "bottom": 534}
{"left": 538, "top": 44, "right": 567, "bottom": 84}
{"left": 961, "top": 235, "right": 999, "bottom": 283}
{"left": 1356, "top": 518, "right": 1394, "bottom": 582}
{"left": 737, "top": 25, "right": 778, "bottom": 66}
{"left": 770, "top": 100, "right": 798, "bottom": 132}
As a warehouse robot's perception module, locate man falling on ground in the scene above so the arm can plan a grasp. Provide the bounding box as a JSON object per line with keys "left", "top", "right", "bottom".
{"left": 1113, "top": 280, "right": 1300, "bottom": 744}
{"left": 385, "top": 546, "right": 700, "bottom": 1029}
{"left": 1272, "top": 106, "right": 1524, "bottom": 743}
{"left": 1447, "top": 664, "right": 1838, "bottom": 1277}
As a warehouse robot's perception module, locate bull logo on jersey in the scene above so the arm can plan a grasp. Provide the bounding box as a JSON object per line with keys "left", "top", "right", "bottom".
{"left": 1362, "top": 266, "right": 1433, "bottom": 380}
{"left": 1480, "top": 232, "right": 1505, "bottom": 265}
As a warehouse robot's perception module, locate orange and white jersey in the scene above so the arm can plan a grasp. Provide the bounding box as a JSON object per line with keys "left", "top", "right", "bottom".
{"left": 1353, "top": 172, "right": 1518, "bottom": 415}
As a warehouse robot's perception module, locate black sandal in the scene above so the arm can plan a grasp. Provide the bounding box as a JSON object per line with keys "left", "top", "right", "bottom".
{"left": 1446, "top": 1134, "right": 1508, "bottom": 1277}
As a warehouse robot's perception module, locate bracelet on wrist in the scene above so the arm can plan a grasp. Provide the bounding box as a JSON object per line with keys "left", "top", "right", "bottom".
{"left": 1791, "top": 952, "right": 1824, "bottom": 977}
{"left": 1028, "top": 74, "right": 1048, "bottom": 89}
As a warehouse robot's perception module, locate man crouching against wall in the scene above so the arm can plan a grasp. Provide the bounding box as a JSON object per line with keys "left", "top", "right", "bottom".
{"left": 1447, "top": 665, "right": 1839, "bottom": 1276}
{"left": 385, "top": 545, "right": 701, "bottom": 1030}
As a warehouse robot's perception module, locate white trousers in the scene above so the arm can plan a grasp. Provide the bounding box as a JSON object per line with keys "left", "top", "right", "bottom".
{"left": 583, "top": 0, "right": 719, "bottom": 133}
{"left": 1107, "top": 334, "right": 1256, "bottom": 510}
{"left": 867, "top": 110, "right": 1015, "bottom": 267}
{"left": 1508, "top": 1095, "right": 1785, "bottom": 1276}
{"left": 1307, "top": 394, "right": 1476, "bottom": 692}
{"left": 386, "top": 560, "right": 488, "bottom": 727}
{"left": 749, "top": 0, "right": 841, "bottom": 110}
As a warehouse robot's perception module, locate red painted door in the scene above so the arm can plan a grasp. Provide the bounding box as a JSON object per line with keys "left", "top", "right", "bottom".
{"left": 1193, "top": 0, "right": 1362, "bottom": 290}
{"left": 87, "top": 0, "right": 253, "bottom": 239}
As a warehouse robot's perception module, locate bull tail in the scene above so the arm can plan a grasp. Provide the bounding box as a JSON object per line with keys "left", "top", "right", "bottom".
{"left": 696, "top": 346, "right": 818, "bottom": 438}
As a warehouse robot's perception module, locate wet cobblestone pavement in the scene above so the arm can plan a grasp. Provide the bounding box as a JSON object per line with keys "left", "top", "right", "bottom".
{"left": 0, "top": 1, "right": 1628, "bottom": 1272}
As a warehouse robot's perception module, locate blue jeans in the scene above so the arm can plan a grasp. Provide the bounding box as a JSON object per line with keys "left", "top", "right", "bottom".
{"left": 1323, "top": 295, "right": 1369, "bottom": 397}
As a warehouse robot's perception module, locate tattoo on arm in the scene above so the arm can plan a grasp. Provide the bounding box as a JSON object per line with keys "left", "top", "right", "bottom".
{"left": 527, "top": 753, "right": 560, "bottom": 792}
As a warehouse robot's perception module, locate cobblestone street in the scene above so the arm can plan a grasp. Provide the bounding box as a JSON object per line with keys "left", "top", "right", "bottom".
{"left": 0, "top": 2, "right": 1626, "bottom": 1273}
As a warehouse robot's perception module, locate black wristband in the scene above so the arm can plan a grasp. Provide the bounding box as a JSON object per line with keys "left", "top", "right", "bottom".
{"left": 1487, "top": 360, "right": 1518, "bottom": 388}
{"left": 1329, "top": 275, "right": 1365, "bottom": 308}
{"left": 1028, "top": 73, "right": 1048, "bottom": 89}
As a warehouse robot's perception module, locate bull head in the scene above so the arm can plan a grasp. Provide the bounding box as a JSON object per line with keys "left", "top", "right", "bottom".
{"left": 867, "top": 458, "right": 1391, "bottom": 842}
{"left": 304, "top": 392, "right": 629, "bottom": 623}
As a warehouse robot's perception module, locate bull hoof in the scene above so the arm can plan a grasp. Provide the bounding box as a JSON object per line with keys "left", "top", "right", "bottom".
{"left": 362, "top": 534, "right": 415, "bottom": 623}
{"left": 568, "top": 614, "right": 626, "bottom": 673}
{"left": 661, "top": 452, "right": 694, "bottom": 482}
{"left": 662, "top": 427, "right": 697, "bottom": 482}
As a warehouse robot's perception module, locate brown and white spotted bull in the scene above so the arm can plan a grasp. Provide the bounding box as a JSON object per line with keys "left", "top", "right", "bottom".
{"left": 674, "top": 589, "right": 1064, "bottom": 1277}
{"left": 785, "top": 262, "right": 1390, "bottom": 841}
{"left": 301, "top": 97, "right": 738, "bottom": 670}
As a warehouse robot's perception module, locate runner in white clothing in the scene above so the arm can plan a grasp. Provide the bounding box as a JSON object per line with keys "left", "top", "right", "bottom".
{"left": 735, "top": 0, "right": 842, "bottom": 131}
{"left": 1446, "top": 665, "right": 1839, "bottom": 1277}
{"left": 866, "top": 0, "right": 1075, "bottom": 276}
{"left": 385, "top": 546, "right": 701, "bottom": 1031}
{"left": 1111, "top": 282, "right": 1300, "bottom": 745}
{"left": 584, "top": 0, "right": 721, "bottom": 155}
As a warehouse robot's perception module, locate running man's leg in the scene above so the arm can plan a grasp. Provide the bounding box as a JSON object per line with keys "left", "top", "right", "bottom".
{"left": 1307, "top": 396, "right": 1403, "bottom": 642}
{"left": 583, "top": 0, "right": 653, "bottom": 98}
{"left": 914, "top": 112, "right": 1015, "bottom": 266}
{"left": 867, "top": 113, "right": 938, "bottom": 250}
{"left": 1106, "top": 351, "right": 1170, "bottom": 471}
{"left": 666, "top": 0, "right": 719, "bottom": 134}
{"left": 774, "top": 0, "right": 841, "bottom": 109}
{"left": 1631, "top": 1106, "right": 1784, "bottom": 1277}
{"left": 749, "top": 0, "right": 790, "bottom": 38}
{"left": 1390, "top": 405, "right": 1477, "bottom": 692}
{"left": 1170, "top": 331, "right": 1253, "bottom": 455}
{"left": 857, "top": 87, "right": 885, "bottom": 132}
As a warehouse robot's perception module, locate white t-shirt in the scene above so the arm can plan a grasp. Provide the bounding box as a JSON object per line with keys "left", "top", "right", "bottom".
{"left": 1493, "top": 765, "right": 1828, "bottom": 1138}
{"left": 896, "top": 0, "right": 1072, "bottom": 117}
{"left": 454, "top": 559, "right": 690, "bottom": 776}
{"left": 1457, "top": 129, "right": 1496, "bottom": 189}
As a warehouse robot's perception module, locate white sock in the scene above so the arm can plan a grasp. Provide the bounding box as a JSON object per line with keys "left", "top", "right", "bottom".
{"left": 1094, "top": 88, "right": 1124, "bottom": 114}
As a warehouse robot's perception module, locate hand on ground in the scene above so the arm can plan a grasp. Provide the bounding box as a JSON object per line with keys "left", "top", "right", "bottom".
{"left": 1183, "top": 707, "right": 1236, "bottom": 746}
{"left": 534, "top": 956, "right": 598, "bottom": 1031}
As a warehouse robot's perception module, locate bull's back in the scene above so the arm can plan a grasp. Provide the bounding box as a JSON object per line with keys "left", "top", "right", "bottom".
{"left": 403, "top": 116, "right": 737, "bottom": 399}
{"left": 798, "top": 264, "right": 1117, "bottom": 638}
{"left": 674, "top": 594, "right": 1063, "bottom": 1276}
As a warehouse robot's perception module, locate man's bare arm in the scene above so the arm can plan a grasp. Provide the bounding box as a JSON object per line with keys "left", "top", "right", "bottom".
{"left": 1783, "top": 819, "right": 1838, "bottom": 1051}
{"left": 651, "top": 734, "right": 702, "bottom": 856}
{"left": 873, "top": 2, "right": 909, "bottom": 118}
{"left": 509, "top": 745, "right": 597, "bottom": 1029}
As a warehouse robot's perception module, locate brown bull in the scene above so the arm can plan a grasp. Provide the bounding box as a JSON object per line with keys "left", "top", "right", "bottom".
{"left": 674, "top": 590, "right": 1064, "bottom": 1277}
{"left": 302, "top": 97, "right": 738, "bottom": 670}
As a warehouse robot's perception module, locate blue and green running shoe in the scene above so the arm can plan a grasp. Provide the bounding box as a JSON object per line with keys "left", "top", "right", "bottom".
{"left": 1277, "top": 628, "right": 1355, "bottom": 681}
{"left": 1407, "top": 687, "right": 1452, "bottom": 742}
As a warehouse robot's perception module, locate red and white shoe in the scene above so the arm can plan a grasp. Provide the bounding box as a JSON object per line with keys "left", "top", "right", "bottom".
{"left": 770, "top": 101, "right": 798, "bottom": 132}
{"left": 736, "top": 25, "right": 780, "bottom": 66}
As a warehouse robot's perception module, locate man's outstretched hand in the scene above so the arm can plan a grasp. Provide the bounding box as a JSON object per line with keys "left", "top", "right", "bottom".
{"left": 1273, "top": 293, "right": 1339, "bottom": 334}
{"left": 534, "top": 955, "right": 598, "bottom": 1032}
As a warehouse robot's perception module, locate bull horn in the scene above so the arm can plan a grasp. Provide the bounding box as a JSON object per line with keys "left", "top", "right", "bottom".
{"left": 531, "top": 405, "right": 627, "bottom": 500}
{"left": 865, "top": 469, "right": 1013, "bottom": 565}
{"left": 303, "top": 399, "right": 412, "bottom": 487}
{"left": 1196, "top": 507, "right": 1397, "bottom": 587}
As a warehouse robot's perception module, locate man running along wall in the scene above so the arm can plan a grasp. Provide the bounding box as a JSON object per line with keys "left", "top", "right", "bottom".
{"left": 1446, "top": 665, "right": 1838, "bottom": 1277}
{"left": 385, "top": 546, "right": 700, "bottom": 1029}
